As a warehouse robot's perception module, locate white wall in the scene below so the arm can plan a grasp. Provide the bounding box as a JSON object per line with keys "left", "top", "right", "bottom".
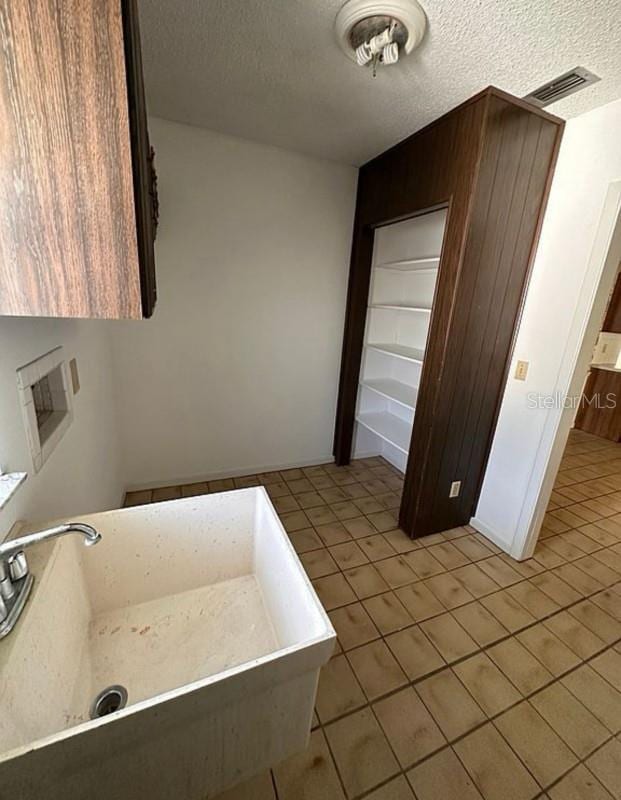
{"left": 111, "top": 118, "right": 357, "bottom": 487}
{"left": 0, "top": 319, "right": 123, "bottom": 532}
{"left": 473, "top": 97, "right": 621, "bottom": 558}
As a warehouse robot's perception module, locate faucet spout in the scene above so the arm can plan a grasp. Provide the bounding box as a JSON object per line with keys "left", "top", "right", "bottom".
{"left": 0, "top": 522, "right": 102, "bottom": 560}
{"left": 0, "top": 521, "right": 101, "bottom": 639}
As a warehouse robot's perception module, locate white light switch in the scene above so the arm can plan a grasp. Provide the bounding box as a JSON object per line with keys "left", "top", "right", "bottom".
{"left": 449, "top": 481, "right": 461, "bottom": 498}
{"left": 514, "top": 360, "right": 529, "bottom": 381}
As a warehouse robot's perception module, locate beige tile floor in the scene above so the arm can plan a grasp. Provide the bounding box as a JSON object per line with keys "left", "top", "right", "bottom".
{"left": 125, "top": 429, "right": 621, "bottom": 800}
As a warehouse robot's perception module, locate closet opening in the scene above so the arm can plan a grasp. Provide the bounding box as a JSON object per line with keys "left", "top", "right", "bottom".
{"left": 354, "top": 206, "right": 448, "bottom": 472}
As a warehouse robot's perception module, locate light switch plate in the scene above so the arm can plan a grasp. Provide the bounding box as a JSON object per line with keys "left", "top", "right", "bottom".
{"left": 514, "top": 360, "right": 529, "bottom": 381}
{"left": 449, "top": 481, "right": 461, "bottom": 498}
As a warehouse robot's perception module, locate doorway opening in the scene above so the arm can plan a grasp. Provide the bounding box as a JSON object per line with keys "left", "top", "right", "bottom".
{"left": 524, "top": 181, "right": 621, "bottom": 560}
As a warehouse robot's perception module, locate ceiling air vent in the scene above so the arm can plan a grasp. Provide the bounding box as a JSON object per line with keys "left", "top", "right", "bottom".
{"left": 523, "top": 67, "right": 600, "bottom": 108}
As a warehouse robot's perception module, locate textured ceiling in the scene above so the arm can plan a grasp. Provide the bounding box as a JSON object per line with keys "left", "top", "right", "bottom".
{"left": 140, "top": 0, "right": 621, "bottom": 165}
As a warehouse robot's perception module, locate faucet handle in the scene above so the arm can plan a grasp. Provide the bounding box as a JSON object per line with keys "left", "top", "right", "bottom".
{"left": 0, "top": 560, "right": 15, "bottom": 601}
{"left": 9, "top": 551, "right": 28, "bottom": 581}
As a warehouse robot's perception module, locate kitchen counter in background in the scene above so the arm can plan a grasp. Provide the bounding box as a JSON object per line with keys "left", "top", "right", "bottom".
{"left": 590, "top": 362, "right": 621, "bottom": 373}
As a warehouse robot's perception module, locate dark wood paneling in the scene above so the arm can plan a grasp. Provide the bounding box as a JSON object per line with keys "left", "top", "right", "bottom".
{"left": 574, "top": 369, "right": 621, "bottom": 442}
{"left": 0, "top": 0, "right": 144, "bottom": 318}
{"left": 421, "top": 101, "right": 562, "bottom": 532}
{"left": 334, "top": 92, "right": 489, "bottom": 465}
{"left": 334, "top": 87, "right": 563, "bottom": 538}
{"left": 603, "top": 272, "right": 621, "bottom": 333}
{"left": 121, "top": 0, "right": 157, "bottom": 318}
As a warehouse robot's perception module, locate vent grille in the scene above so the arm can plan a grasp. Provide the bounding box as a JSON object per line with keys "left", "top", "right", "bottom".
{"left": 523, "top": 67, "right": 600, "bottom": 107}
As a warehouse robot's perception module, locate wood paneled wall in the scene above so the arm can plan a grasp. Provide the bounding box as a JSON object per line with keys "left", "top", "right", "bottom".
{"left": 334, "top": 87, "right": 564, "bottom": 538}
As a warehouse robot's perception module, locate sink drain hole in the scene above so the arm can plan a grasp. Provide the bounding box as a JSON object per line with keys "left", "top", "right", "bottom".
{"left": 90, "top": 685, "right": 128, "bottom": 719}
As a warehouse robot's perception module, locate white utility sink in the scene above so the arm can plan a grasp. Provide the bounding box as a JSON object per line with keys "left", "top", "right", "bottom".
{"left": 0, "top": 488, "right": 335, "bottom": 799}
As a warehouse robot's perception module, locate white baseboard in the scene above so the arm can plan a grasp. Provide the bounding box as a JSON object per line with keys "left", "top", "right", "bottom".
{"left": 125, "top": 453, "right": 337, "bottom": 493}
{"left": 469, "top": 516, "right": 514, "bottom": 558}
{"left": 351, "top": 449, "right": 381, "bottom": 460}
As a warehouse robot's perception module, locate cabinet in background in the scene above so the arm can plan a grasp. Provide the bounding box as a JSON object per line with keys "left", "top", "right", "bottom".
{"left": 0, "top": 0, "right": 156, "bottom": 319}
{"left": 602, "top": 272, "right": 621, "bottom": 333}
{"left": 574, "top": 368, "right": 621, "bottom": 442}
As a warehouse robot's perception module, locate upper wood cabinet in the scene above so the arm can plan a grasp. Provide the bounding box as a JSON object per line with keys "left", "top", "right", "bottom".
{"left": 0, "top": 0, "right": 156, "bottom": 319}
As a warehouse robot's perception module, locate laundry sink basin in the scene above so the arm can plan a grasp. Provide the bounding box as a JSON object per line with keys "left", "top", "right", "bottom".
{"left": 0, "top": 488, "right": 335, "bottom": 799}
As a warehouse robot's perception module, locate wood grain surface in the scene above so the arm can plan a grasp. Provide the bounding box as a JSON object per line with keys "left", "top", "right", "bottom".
{"left": 0, "top": 0, "right": 143, "bottom": 318}
{"left": 574, "top": 368, "right": 621, "bottom": 442}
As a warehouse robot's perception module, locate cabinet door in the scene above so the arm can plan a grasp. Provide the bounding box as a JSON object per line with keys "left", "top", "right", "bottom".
{"left": 574, "top": 369, "right": 621, "bottom": 442}
{"left": 603, "top": 272, "right": 621, "bottom": 333}
{"left": 0, "top": 0, "right": 152, "bottom": 319}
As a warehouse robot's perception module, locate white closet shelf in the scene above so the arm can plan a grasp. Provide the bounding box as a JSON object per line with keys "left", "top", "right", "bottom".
{"left": 360, "top": 378, "right": 418, "bottom": 410}
{"left": 356, "top": 411, "right": 411, "bottom": 454}
{"left": 366, "top": 343, "right": 425, "bottom": 363}
{"left": 375, "top": 256, "right": 440, "bottom": 271}
{"left": 370, "top": 304, "right": 432, "bottom": 312}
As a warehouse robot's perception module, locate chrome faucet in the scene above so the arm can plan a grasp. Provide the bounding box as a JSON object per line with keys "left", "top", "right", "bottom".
{"left": 0, "top": 522, "right": 102, "bottom": 639}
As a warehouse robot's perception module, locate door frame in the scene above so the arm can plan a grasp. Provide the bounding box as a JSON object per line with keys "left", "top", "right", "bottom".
{"left": 516, "top": 180, "right": 621, "bottom": 559}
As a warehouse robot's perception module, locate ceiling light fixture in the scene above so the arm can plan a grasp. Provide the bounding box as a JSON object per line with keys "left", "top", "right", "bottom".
{"left": 335, "top": 0, "right": 427, "bottom": 76}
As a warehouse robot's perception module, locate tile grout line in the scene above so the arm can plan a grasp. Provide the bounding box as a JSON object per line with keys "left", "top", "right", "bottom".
{"left": 318, "top": 552, "right": 620, "bottom": 663}
{"left": 318, "top": 548, "right": 621, "bottom": 635}
{"left": 315, "top": 631, "right": 621, "bottom": 800}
